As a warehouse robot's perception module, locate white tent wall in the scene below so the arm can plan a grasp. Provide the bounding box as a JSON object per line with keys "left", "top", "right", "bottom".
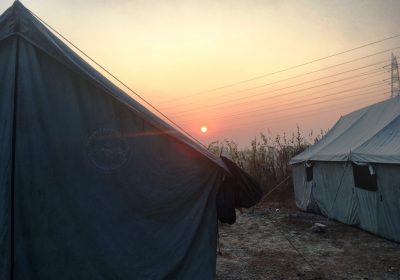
{"left": 0, "top": 36, "right": 17, "bottom": 280}
{"left": 292, "top": 162, "right": 359, "bottom": 224}
{"left": 291, "top": 88, "right": 400, "bottom": 243}
{"left": 292, "top": 162, "right": 400, "bottom": 242}
{"left": 375, "top": 164, "right": 400, "bottom": 242}
{"left": 312, "top": 162, "right": 359, "bottom": 226}
{"left": 292, "top": 164, "right": 314, "bottom": 211}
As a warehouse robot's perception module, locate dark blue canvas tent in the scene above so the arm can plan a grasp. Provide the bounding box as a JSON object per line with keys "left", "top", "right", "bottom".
{"left": 0, "top": 2, "right": 261, "bottom": 279}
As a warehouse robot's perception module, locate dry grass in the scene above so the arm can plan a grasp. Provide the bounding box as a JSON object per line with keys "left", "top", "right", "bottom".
{"left": 209, "top": 126, "right": 325, "bottom": 208}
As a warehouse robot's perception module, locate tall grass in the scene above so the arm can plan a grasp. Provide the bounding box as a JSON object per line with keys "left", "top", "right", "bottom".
{"left": 208, "top": 126, "right": 324, "bottom": 207}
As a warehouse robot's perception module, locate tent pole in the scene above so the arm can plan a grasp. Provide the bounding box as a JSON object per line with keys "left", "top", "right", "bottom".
{"left": 10, "top": 34, "right": 20, "bottom": 280}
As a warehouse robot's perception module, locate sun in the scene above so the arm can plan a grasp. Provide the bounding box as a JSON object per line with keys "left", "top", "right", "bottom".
{"left": 200, "top": 126, "right": 208, "bottom": 133}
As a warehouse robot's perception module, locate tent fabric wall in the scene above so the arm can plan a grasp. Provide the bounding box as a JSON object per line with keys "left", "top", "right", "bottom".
{"left": 352, "top": 114, "right": 400, "bottom": 163}
{"left": 0, "top": 36, "right": 17, "bottom": 280}
{"left": 291, "top": 96, "right": 400, "bottom": 165}
{"left": 291, "top": 90, "right": 400, "bottom": 242}
{"left": 312, "top": 162, "right": 359, "bottom": 226}
{"left": 9, "top": 37, "right": 224, "bottom": 279}
{"left": 0, "top": 1, "right": 223, "bottom": 168}
{"left": 374, "top": 164, "right": 400, "bottom": 242}
{"left": 292, "top": 161, "right": 400, "bottom": 242}
{"left": 292, "top": 165, "right": 314, "bottom": 211}
{"left": 0, "top": 2, "right": 261, "bottom": 279}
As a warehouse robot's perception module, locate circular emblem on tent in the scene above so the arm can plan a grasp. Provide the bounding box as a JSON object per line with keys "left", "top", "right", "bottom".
{"left": 87, "top": 128, "right": 130, "bottom": 171}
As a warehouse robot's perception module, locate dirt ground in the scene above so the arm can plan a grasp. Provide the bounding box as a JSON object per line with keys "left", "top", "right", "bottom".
{"left": 216, "top": 208, "right": 400, "bottom": 280}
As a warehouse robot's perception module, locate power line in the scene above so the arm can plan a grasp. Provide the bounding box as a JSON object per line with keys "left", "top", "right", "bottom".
{"left": 161, "top": 46, "right": 400, "bottom": 108}
{"left": 193, "top": 94, "right": 384, "bottom": 136}
{"left": 218, "top": 60, "right": 389, "bottom": 99}
{"left": 200, "top": 80, "right": 388, "bottom": 122}
{"left": 231, "top": 74, "right": 387, "bottom": 113}
{"left": 181, "top": 86, "right": 389, "bottom": 130}
{"left": 181, "top": 89, "right": 389, "bottom": 137}
{"left": 27, "top": 6, "right": 208, "bottom": 149}
{"left": 171, "top": 67, "right": 388, "bottom": 117}
{"left": 174, "top": 69, "right": 388, "bottom": 119}
{"left": 209, "top": 93, "right": 388, "bottom": 135}
{"left": 170, "top": 66, "right": 387, "bottom": 117}
{"left": 164, "top": 56, "right": 392, "bottom": 109}
{"left": 177, "top": 78, "right": 387, "bottom": 127}
{"left": 159, "top": 35, "right": 400, "bottom": 104}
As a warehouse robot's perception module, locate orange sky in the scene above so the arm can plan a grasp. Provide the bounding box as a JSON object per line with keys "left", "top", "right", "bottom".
{"left": 1, "top": 0, "right": 400, "bottom": 147}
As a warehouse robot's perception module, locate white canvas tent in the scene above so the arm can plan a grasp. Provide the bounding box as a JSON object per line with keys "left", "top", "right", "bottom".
{"left": 291, "top": 96, "right": 400, "bottom": 242}
{"left": 0, "top": 2, "right": 261, "bottom": 279}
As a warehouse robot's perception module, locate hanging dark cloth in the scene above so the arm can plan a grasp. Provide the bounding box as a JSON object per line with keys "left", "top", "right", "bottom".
{"left": 216, "top": 156, "right": 263, "bottom": 224}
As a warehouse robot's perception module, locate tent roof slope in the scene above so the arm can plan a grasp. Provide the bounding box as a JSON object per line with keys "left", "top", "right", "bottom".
{"left": 291, "top": 96, "right": 400, "bottom": 165}
{"left": 0, "top": 1, "right": 227, "bottom": 171}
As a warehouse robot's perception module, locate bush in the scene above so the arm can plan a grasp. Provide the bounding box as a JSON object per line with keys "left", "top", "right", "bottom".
{"left": 208, "top": 125, "right": 324, "bottom": 208}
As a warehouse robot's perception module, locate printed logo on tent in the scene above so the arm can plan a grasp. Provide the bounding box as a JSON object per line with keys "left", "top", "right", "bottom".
{"left": 87, "top": 128, "right": 131, "bottom": 171}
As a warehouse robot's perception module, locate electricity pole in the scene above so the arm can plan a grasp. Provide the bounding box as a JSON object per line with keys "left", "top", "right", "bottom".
{"left": 391, "top": 53, "right": 400, "bottom": 98}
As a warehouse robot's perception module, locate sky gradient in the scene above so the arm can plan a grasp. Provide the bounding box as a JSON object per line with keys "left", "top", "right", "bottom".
{"left": 1, "top": 0, "right": 400, "bottom": 146}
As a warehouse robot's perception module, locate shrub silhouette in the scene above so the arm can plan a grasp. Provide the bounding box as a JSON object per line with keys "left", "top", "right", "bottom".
{"left": 208, "top": 126, "right": 325, "bottom": 208}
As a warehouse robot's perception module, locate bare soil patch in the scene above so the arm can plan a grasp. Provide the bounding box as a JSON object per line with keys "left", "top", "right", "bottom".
{"left": 216, "top": 208, "right": 400, "bottom": 280}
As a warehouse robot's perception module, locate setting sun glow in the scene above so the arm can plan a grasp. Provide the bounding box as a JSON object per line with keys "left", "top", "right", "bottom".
{"left": 4, "top": 1, "right": 396, "bottom": 146}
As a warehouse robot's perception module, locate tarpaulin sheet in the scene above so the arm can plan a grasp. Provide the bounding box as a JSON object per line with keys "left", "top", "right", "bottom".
{"left": 0, "top": 2, "right": 238, "bottom": 279}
